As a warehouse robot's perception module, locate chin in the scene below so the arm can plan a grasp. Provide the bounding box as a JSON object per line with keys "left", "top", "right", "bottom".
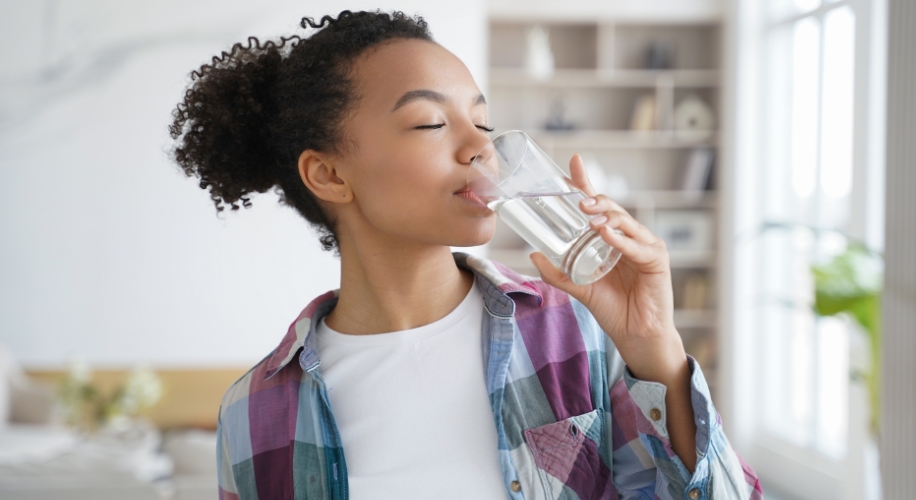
{"left": 444, "top": 218, "right": 497, "bottom": 248}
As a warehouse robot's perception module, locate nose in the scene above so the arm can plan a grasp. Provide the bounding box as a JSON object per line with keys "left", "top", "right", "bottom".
{"left": 458, "top": 124, "right": 492, "bottom": 166}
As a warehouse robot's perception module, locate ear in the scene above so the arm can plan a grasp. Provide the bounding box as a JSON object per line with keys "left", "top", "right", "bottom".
{"left": 297, "top": 149, "right": 353, "bottom": 204}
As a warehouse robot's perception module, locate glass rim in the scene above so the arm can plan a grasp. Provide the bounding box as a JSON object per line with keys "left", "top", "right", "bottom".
{"left": 469, "top": 129, "right": 532, "bottom": 191}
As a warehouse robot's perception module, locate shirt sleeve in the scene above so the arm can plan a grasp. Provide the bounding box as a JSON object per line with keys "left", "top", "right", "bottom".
{"left": 216, "top": 411, "right": 241, "bottom": 500}
{"left": 609, "top": 355, "right": 763, "bottom": 499}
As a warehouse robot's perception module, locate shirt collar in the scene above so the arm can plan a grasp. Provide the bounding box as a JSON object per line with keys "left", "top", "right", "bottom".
{"left": 262, "top": 252, "right": 543, "bottom": 380}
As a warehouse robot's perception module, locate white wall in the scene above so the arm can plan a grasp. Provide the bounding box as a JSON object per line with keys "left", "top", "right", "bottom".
{"left": 0, "top": 0, "right": 486, "bottom": 368}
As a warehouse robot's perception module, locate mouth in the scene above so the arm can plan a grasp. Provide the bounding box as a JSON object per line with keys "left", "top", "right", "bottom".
{"left": 455, "top": 187, "right": 489, "bottom": 209}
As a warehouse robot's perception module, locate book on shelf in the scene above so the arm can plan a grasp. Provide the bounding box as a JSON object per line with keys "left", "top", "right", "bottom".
{"left": 681, "top": 273, "right": 710, "bottom": 310}
{"left": 680, "top": 147, "right": 715, "bottom": 198}
{"left": 629, "top": 94, "right": 656, "bottom": 131}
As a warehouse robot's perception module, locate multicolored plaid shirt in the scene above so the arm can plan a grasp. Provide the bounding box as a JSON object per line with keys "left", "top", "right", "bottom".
{"left": 217, "top": 253, "right": 763, "bottom": 500}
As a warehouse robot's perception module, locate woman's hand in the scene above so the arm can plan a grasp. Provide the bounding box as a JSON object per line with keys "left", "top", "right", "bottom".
{"left": 529, "top": 154, "right": 698, "bottom": 472}
{"left": 528, "top": 154, "right": 687, "bottom": 384}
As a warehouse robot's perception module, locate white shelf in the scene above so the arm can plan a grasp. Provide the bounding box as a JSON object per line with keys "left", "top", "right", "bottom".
{"left": 673, "top": 309, "right": 718, "bottom": 328}
{"left": 486, "top": 17, "right": 723, "bottom": 363}
{"left": 617, "top": 190, "right": 718, "bottom": 208}
{"left": 490, "top": 68, "right": 721, "bottom": 88}
{"left": 528, "top": 129, "right": 718, "bottom": 150}
{"left": 487, "top": 1, "right": 723, "bottom": 24}
{"left": 668, "top": 250, "right": 716, "bottom": 268}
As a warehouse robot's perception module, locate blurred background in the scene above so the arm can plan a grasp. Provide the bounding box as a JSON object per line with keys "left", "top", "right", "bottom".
{"left": 0, "top": 0, "right": 913, "bottom": 499}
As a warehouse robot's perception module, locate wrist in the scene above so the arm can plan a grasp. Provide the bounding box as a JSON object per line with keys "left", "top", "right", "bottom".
{"left": 620, "top": 333, "right": 689, "bottom": 385}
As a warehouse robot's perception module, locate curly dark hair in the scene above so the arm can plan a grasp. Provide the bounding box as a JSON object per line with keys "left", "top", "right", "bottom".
{"left": 169, "top": 10, "right": 433, "bottom": 251}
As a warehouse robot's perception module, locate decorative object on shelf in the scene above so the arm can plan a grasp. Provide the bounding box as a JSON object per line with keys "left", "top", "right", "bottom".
{"left": 811, "top": 242, "right": 883, "bottom": 438}
{"left": 645, "top": 41, "right": 673, "bottom": 69}
{"left": 653, "top": 210, "right": 713, "bottom": 252}
{"left": 629, "top": 94, "right": 656, "bottom": 131}
{"left": 544, "top": 97, "right": 576, "bottom": 131}
{"left": 673, "top": 94, "right": 715, "bottom": 141}
{"left": 57, "top": 360, "right": 163, "bottom": 433}
{"left": 681, "top": 273, "right": 710, "bottom": 310}
{"left": 680, "top": 147, "right": 715, "bottom": 199}
{"left": 524, "top": 24, "right": 554, "bottom": 81}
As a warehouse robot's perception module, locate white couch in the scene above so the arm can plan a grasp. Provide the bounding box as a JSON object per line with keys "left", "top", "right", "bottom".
{"left": 0, "top": 346, "right": 217, "bottom": 500}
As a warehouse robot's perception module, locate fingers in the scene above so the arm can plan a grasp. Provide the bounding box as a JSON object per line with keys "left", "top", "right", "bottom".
{"left": 597, "top": 225, "right": 665, "bottom": 267}
{"left": 528, "top": 251, "right": 584, "bottom": 297}
{"left": 585, "top": 206, "right": 656, "bottom": 247}
{"left": 585, "top": 209, "right": 668, "bottom": 268}
{"left": 568, "top": 154, "right": 597, "bottom": 197}
{"left": 566, "top": 151, "right": 668, "bottom": 271}
{"left": 579, "top": 193, "right": 631, "bottom": 218}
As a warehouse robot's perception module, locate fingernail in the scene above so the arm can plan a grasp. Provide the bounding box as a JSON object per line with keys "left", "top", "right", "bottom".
{"left": 591, "top": 215, "right": 607, "bottom": 225}
{"left": 581, "top": 197, "right": 596, "bottom": 206}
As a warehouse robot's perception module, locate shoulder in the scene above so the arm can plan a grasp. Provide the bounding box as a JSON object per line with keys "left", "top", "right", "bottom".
{"left": 217, "top": 347, "right": 307, "bottom": 437}
{"left": 217, "top": 290, "right": 337, "bottom": 430}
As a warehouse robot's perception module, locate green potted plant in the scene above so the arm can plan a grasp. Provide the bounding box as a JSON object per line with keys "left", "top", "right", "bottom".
{"left": 811, "top": 242, "right": 883, "bottom": 437}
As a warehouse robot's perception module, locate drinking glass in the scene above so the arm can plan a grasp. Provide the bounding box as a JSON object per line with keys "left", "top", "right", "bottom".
{"left": 468, "top": 130, "right": 623, "bottom": 285}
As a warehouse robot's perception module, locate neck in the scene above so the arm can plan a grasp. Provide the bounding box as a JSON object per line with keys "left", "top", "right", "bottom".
{"left": 325, "top": 232, "right": 474, "bottom": 335}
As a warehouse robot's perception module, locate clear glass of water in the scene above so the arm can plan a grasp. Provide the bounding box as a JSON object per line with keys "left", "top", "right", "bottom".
{"left": 468, "top": 130, "right": 623, "bottom": 285}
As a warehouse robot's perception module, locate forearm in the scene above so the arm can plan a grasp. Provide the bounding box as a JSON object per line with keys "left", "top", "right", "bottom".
{"left": 621, "top": 332, "right": 698, "bottom": 473}
{"left": 658, "top": 357, "right": 697, "bottom": 473}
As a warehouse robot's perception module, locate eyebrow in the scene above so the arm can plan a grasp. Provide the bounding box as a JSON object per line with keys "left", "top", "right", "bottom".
{"left": 391, "top": 89, "right": 487, "bottom": 112}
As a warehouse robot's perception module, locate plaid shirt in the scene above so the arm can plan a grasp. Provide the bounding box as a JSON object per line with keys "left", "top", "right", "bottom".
{"left": 217, "top": 253, "right": 763, "bottom": 500}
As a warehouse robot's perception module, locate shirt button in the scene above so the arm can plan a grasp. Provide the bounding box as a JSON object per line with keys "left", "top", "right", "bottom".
{"left": 688, "top": 487, "right": 702, "bottom": 499}
{"left": 650, "top": 408, "right": 662, "bottom": 421}
{"left": 510, "top": 480, "right": 522, "bottom": 493}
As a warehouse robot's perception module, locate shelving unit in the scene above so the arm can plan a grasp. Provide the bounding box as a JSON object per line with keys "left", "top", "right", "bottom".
{"left": 484, "top": 18, "right": 723, "bottom": 396}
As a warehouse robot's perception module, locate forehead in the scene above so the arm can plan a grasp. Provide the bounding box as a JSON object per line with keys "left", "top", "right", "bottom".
{"left": 350, "top": 39, "right": 481, "bottom": 110}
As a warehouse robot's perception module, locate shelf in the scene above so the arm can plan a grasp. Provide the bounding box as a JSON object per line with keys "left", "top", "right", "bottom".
{"left": 668, "top": 250, "right": 716, "bottom": 268}
{"left": 487, "top": 2, "right": 723, "bottom": 24}
{"left": 528, "top": 129, "right": 717, "bottom": 150}
{"left": 489, "top": 68, "right": 721, "bottom": 88}
{"left": 617, "top": 190, "right": 718, "bottom": 209}
{"left": 673, "top": 309, "right": 718, "bottom": 328}
{"left": 486, "top": 15, "right": 723, "bottom": 351}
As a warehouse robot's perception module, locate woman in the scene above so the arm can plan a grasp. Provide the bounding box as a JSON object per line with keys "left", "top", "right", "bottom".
{"left": 170, "top": 10, "right": 762, "bottom": 500}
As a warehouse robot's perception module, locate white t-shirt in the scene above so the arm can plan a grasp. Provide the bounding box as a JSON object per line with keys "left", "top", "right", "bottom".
{"left": 316, "top": 281, "right": 507, "bottom": 499}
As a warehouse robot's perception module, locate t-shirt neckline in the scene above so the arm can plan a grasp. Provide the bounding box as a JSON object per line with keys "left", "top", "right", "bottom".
{"left": 318, "top": 279, "right": 481, "bottom": 346}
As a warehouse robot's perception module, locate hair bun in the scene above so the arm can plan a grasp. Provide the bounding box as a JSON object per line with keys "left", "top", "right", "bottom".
{"left": 170, "top": 36, "right": 297, "bottom": 212}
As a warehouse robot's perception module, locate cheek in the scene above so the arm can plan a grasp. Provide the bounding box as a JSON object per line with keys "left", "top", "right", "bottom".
{"left": 352, "top": 152, "right": 445, "bottom": 220}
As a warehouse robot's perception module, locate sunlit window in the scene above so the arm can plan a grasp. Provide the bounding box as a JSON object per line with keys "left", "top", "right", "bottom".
{"left": 759, "top": 1, "right": 857, "bottom": 459}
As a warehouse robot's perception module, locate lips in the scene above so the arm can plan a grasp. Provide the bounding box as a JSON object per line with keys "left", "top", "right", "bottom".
{"left": 455, "top": 187, "right": 488, "bottom": 208}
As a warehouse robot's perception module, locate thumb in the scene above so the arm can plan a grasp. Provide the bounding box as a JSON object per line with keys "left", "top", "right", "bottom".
{"left": 529, "top": 252, "right": 584, "bottom": 298}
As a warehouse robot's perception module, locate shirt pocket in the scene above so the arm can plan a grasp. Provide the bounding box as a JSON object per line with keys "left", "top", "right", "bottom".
{"left": 523, "top": 409, "right": 610, "bottom": 500}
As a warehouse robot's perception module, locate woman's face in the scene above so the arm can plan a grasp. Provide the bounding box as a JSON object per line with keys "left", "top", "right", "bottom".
{"left": 330, "top": 38, "right": 496, "bottom": 250}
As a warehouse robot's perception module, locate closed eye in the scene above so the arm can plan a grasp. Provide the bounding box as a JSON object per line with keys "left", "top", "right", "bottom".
{"left": 414, "top": 124, "right": 494, "bottom": 132}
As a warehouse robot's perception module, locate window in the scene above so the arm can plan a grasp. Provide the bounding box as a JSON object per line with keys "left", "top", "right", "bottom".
{"left": 728, "top": 0, "right": 885, "bottom": 497}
